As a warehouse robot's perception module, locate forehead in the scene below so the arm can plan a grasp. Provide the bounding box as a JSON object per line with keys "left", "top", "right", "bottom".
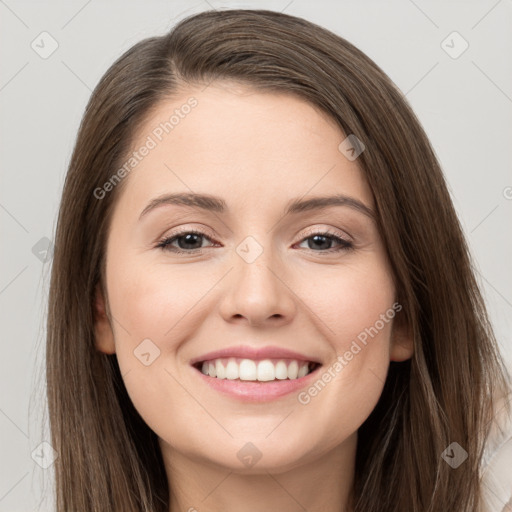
{"left": 117, "top": 82, "right": 373, "bottom": 215}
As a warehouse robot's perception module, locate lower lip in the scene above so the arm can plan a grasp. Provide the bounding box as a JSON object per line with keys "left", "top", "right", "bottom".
{"left": 192, "top": 364, "right": 322, "bottom": 402}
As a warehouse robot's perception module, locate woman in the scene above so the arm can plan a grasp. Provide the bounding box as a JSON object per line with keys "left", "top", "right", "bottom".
{"left": 45, "top": 9, "right": 511, "bottom": 511}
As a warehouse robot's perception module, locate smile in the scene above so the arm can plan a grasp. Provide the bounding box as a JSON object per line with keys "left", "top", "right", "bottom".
{"left": 193, "top": 357, "right": 320, "bottom": 381}
{"left": 191, "top": 358, "right": 323, "bottom": 402}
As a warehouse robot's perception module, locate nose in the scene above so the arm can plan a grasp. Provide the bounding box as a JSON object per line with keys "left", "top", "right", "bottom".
{"left": 218, "top": 240, "right": 297, "bottom": 328}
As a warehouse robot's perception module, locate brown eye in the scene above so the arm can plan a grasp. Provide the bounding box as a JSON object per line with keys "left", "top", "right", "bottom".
{"left": 156, "top": 229, "right": 215, "bottom": 254}
{"left": 296, "top": 231, "right": 353, "bottom": 253}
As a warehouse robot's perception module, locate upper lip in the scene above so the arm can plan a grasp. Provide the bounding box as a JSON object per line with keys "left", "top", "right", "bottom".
{"left": 190, "top": 345, "right": 322, "bottom": 366}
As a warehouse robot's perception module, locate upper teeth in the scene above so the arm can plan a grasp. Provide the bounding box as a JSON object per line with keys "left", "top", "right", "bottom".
{"left": 200, "top": 358, "right": 314, "bottom": 381}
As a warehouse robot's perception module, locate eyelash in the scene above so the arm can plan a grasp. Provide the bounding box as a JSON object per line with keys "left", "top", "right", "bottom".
{"left": 155, "top": 228, "right": 354, "bottom": 255}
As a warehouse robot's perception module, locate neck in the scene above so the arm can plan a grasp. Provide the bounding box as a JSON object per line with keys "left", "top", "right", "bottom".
{"left": 160, "top": 433, "right": 356, "bottom": 512}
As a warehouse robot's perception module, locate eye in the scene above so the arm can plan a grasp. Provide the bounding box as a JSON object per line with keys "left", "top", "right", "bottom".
{"left": 156, "top": 229, "right": 216, "bottom": 254}
{"left": 295, "top": 229, "right": 353, "bottom": 253}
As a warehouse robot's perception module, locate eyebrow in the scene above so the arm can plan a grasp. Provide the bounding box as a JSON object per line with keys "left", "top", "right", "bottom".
{"left": 138, "top": 192, "right": 375, "bottom": 220}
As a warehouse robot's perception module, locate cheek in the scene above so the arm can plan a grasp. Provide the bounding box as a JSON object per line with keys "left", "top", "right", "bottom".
{"left": 104, "top": 259, "right": 208, "bottom": 437}
{"left": 107, "top": 257, "right": 200, "bottom": 348}
{"left": 304, "top": 261, "right": 396, "bottom": 356}
{"left": 292, "top": 263, "right": 395, "bottom": 430}
{"left": 103, "top": 252, "right": 200, "bottom": 391}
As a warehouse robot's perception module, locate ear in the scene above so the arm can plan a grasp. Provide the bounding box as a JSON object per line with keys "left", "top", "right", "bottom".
{"left": 389, "top": 308, "right": 414, "bottom": 362}
{"left": 93, "top": 283, "right": 116, "bottom": 354}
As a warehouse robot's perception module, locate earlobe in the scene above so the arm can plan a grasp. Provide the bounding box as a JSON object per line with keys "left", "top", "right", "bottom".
{"left": 390, "top": 338, "right": 414, "bottom": 362}
{"left": 389, "top": 314, "right": 414, "bottom": 362}
{"left": 93, "top": 283, "right": 116, "bottom": 354}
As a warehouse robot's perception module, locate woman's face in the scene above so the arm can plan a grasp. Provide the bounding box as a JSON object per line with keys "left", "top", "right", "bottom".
{"left": 94, "top": 81, "right": 412, "bottom": 474}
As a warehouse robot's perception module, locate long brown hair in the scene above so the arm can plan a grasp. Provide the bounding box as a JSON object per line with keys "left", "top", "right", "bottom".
{"left": 45, "top": 9, "right": 510, "bottom": 511}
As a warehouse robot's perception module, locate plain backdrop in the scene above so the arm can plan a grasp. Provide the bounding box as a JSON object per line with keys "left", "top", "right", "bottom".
{"left": 1, "top": 1, "right": 511, "bottom": 510}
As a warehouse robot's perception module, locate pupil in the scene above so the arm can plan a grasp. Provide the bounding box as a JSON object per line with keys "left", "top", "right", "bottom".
{"left": 310, "top": 235, "right": 330, "bottom": 250}
{"left": 179, "top": 233, "right": 202, "bottom": 250}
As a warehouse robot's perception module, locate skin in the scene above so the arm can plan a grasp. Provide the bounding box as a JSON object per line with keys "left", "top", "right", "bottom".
{"left": 93, "top": 81, "right": 413, "bottom": 512}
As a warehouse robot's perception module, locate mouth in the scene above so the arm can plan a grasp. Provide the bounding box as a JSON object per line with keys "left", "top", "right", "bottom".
{"left": 191, "top": 357, "right": 323, "bottom": 402}
{"left": 189, "top": 346, "right": 324, "bottom": 401}
{"left": 192, "top": 357, "right": 322, "bottom": 382}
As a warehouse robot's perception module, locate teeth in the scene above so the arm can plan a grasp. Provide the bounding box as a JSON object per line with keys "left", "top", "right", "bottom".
{"left": 257, "top": 360, "right": 275, "bottom": 381}
{"left": 225, "top": 359, "right": 238, "bottom": 380}
{"left": 199, "top": 358, "right": 315, "bottom": 381}
{"left": 216, "top": 359, "right": 226, "bottom": 379}
{"left": 298, "top": 364, "right": 308, "bottom": 378}
{"left": 239, "top": 359, "right": 257, "bottom": 380}
{"left": 275, "top": 361, "right": 288, "bottom": 380}
{"left": 288, "top": 360, "right": 299, "bottom": 379}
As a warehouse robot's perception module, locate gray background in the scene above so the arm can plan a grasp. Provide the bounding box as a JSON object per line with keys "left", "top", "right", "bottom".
{"left": 1, "top": 0, "right": 511, "bottom": 510}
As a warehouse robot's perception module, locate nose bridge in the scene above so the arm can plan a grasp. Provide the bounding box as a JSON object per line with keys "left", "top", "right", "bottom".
{"left": 219, "top": 233, "right": 295, "bottom": 325}
{"left": 235, "top": 233, "right": 282, "bottom": 299}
